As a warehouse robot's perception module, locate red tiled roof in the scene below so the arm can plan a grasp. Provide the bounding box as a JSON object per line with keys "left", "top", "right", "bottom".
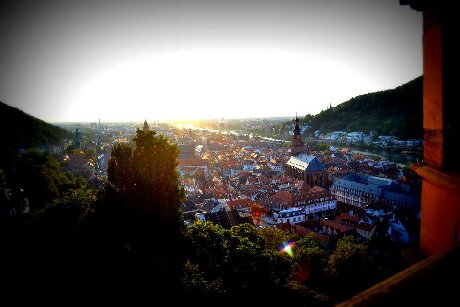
{"left": 321, "top": 219, "right": 354, "bottom": 233}
{"left": 271, "top": 187, "right": 332, "bottom": 207}
{"left": 336, "top": 214, "right": 361, "bottom": 224}
{"left": 357, "top": 224, "right": 376, "bottom": 232}
{"left": 177, "top": 158, "right": 208, "bottom": 167}
{"left": 271, "top": 191, "right": 295, "bottom": 206}
{"left": 227, "top": 198, "right": 252, "bottom": 209}
{"left": 293, "top": 225, "right": 329, "bottom": 243}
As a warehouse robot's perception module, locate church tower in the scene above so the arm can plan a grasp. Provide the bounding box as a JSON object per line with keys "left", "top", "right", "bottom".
{"left": 291, "top": 113, "right": 304, "bottom": 155}
{"left": 143, "top": 119, "right": 149, "bottom": 132}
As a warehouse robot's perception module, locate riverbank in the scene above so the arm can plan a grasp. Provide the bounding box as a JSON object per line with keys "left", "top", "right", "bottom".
{"left": 178, "top": 124, "right": 421, "bottom": 167}
{"left": 348, "top": 147, "right": 422, "bottom": 167}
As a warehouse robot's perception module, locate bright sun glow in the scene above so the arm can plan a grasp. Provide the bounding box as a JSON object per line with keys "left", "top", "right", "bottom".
{"left": 69, "top": 48, "right": 378, "bottom": 122}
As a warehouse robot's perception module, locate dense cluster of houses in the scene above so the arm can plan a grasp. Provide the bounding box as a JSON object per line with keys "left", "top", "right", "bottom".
{"left": 322, "top": 130, "right": 423, "bottom": 149}
{"left": 8, "top": 119, "right": 418, "bottom": 244}
{"left": 178, "top": 116, "right": 421, "bottom": 245}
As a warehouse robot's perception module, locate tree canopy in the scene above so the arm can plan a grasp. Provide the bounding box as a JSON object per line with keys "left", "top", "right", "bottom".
{"left": 0, "top": 148, "right": 87, "bottom": 211}
{"left": 0, "top": 101, "right": 71, "bottom": 149}
{"left": 107, "top": 128, "right": 184, "bottom": 231}
{"left": 304, "top": 77, "right": 423, "bottom": 138}
{"left": 185, "top": 221, "right": 293, "bottom": 305}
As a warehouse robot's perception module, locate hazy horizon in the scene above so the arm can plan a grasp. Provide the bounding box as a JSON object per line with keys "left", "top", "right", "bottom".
{"left": 50, "top": 115, "right": 294, "bottom": 124}
{"left": 1, "top": 0, "right": 422, "bottom": 122}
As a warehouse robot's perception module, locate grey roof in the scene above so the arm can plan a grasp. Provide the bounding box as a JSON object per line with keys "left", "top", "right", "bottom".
{"left": 332, "top": 178, "right": 382, "bottom": 196}
{"left": 383, "top": 190, "right": 420, "bottom": 205}
{"left": 286, "top": 154, "right": 325, "bottom": 172}
{"left": 182, "top": 200, "right": 198, "bottom": 212}
{"left": 367, "top": 176, "right": 395, "bottom": 187}
{"left": 198, "top": 199, "right": 217, "bottom": 212}
{"left": 178, "top": 144, "right": 196, "bottom": 159}
{"left": 204, "top": 210, "right": 252, "bottom": 229}
{"left": 333, "top": 174, "right": 420, "bottom": 207}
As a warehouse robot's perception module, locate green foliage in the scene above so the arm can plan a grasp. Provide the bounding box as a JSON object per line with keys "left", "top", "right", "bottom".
{"left": 183, "top": 260, "right": 225, "bottom": 299}
{"left": 186, "top": 222, "right": 293, "bottom": 303}
{"left": 102, "top": 126, "right": 186, "bottom": 292}
{"left": 41, "top": 187, "right": 96, "bottom": 236}
{"left": 1, "top": 148, "right": 87, "bottom": 211}
{"left": 306, "top": 77, "right": 423, "bottom": 138}
{"left": 328, "top": 236, "right": 370, "bottom": 278}
{"left": 256, "top": 226, "right": 289, "bottom": 251}
{"left": 314, "top": 143, "right": 329, "bottom": 151}
{"left": 52, "top": 187, "right": 96, "bottom": 219}
{"left": 107, "top": 129, "right": 185, "bottom": 229}
{"left": 231, "top": 223, "right": 265, "bottom": 247}
{"left": 79, "top": 128, "right": 187, "bottom": 298}
{"left": 0, "top": 101, "right": 71, "bottom": 149}
{"left": 327, "top": 235, "right": 374, "bottom": 298}
{"left": 186, "top": 221, "right": 230, "bottom": 274}
{"left": 296, "top": 233, "right": 325, "bottom": 250}
{"left": 293, "top": 234, "right": 328, "bottom": 284}
{"left": 304, "top": 114, "right": 314, "bottom": 125}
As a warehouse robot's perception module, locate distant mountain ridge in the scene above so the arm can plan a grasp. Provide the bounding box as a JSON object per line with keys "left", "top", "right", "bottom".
{"left": 0, "top": 101, "right": 71, "bottom": 149}
{"left": 306, "top": 76, "right": 423, "bottom": 139}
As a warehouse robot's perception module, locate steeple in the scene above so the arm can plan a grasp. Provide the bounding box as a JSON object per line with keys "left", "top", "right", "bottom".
{"left": 143, "top": 119, "right": 149, "bottom": 132}
{"left": 291, "top": 113, "right": 304, "bottom": 155}
{"left": 293, "top": 112, "right": 301, "bottom": 136}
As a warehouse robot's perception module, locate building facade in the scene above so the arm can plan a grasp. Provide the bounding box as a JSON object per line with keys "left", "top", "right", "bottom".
{"left": 285, "top": 114, "right": 328, "bottom": 188}
{"left": 331, "top": 174, "right": 420, "bottom": 210}
{"left": 270, "top": 187, "right": 337, "bottom": 224}
{"left": 286, "top": 154, "right": 328, "bottom": 188}
{"left": 277, "top": 207, "right": 305, "bottom": 224}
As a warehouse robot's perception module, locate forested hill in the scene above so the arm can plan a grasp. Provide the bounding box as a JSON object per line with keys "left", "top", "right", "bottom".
{"left": 306, "top": 76, "right": 423, "bottom": 139}
{"left": 0, "top": 101, "right": 71, "bottom": 149}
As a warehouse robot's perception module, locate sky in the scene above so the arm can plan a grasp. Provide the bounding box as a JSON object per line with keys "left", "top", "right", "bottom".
{"left": 0, "top": 0, "right": 422, "bottom": 122}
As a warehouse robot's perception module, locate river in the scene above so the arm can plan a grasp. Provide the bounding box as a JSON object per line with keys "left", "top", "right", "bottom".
{"left": 180, "top": 125, "right": 285, "bottom": 143}
{"left": 349, "top": 146, "right": 422, "bottom": 166}
{"left": 177, "top": 124, "right": 419, "bottom": 166}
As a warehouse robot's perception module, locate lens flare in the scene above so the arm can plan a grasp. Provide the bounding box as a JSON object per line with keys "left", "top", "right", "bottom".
{"left": 279, "top": 241, "right": 295, "bottom": 257}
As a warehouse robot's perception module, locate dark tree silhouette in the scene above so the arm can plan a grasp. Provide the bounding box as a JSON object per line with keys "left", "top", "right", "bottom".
{"left": 305, "top": 77, "right": 423, "bottom": 138}
{"left": 0, "top": 101, "right": 71, "bottom": 149}
{"left": 107, "top": 129, "right": 184, "bottom": 232}
{"left": 102, "top": 128, "right": 186, "bottom": 299}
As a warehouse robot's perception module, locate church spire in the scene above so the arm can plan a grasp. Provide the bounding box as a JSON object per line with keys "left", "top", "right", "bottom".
{"left": 293, "top": 113, "right": 301, "bottom": 136}
{"left": 143, "top": 119, "right": 149, "bottom": 132}
{"left": 291, "top": 113, "right": 304, "bottom": 155}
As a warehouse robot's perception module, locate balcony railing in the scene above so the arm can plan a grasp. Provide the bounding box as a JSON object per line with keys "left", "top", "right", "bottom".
{"left": 336, "top": 245, "right": 460, "bottom": 306}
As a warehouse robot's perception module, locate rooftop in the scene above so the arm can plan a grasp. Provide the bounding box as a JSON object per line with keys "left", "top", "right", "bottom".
{"left": 286, "top": 154, "right": 325, "bottom": 172}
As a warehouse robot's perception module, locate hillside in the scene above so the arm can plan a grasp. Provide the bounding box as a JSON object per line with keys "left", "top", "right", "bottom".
{"left": 0, "top": 101, "right": 71, "bottom": 149}
{"left": 306, "top": 76, "right": 423, "bottom": 139}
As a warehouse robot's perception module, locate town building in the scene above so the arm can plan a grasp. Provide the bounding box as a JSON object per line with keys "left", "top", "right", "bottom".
{"left": 262, "top": 187, "right": 336, "bottom": 224}
{"left": 195, "top": 210, "right": 252, "bottom": 229}
{"left": 356, "top": 224, "right": 377, "bottom": 240}
{"left": 331, "top": 174, "right": 420, "bottom": 210}
{"left": 285, "top": 114, "right": 328, "bottom": 188}
{"left": 276, "top": 207, "right": 305, "bottom": 224}
{"left": 269, "top": 186, "right": 336, "bottom": 211}
{"left": 286, "top": 154, "right": 328, "bottom": 188}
